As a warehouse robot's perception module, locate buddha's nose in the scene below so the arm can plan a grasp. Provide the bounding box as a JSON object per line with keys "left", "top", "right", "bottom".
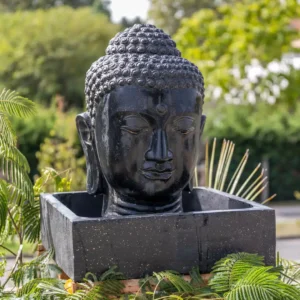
{"left": 145, "top": 129, "right": 173, "bottom": 162}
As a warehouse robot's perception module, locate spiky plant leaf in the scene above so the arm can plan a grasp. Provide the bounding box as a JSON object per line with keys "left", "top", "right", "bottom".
{"left": 153, "top": 271, "right": 194, "bottom": 293}
{"left": 225, "top": 266, "right": 300, "bottom": 300}
{"left": 278, "top": 257, "right": 300, "bottom": 285}
{"left": 22, "top": 199, "right": 40, "bottom": 243}
{"left": 98, "top": 265, "right": 126, "bottom": 281}
{"left": 0, "top": 181, "right": 8, "bottom": 233}
{"left": 12, "top": 248, "right": 60, "bottom": 287}
{"left": 0, "top": 142, "right": 30, "bottom": 172}
{"left": 16, "top": 278, "right": 63, "bottom": 297}
{"left": 209, "top": 253, "right": 265, "bottom": 294}
{"left": 0, "top": 89, "right": 36, "bottom": 118}
{"left": 0, "top": 113, "right": 16, "bottom": 146}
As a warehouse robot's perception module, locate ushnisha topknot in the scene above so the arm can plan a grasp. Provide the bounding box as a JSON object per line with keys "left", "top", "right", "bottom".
{"left": 85, "top": 24, "right": 204, "bottom": 126}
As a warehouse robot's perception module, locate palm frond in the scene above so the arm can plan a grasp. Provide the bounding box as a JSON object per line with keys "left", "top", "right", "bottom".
{"left": 0, "top": 89, "right": 36, "bottom": 118}
{"left": 98, "top": 266, "right": 126, "bottom": 281}
{"left": 0, "top": 181, "right": 8, "bottom": 233}
{"left": 12, "top": 248, "right": 60, "bottom": 287}
{"left": 225, "top": 266, "right": 300, "bottom": 300}
{"left": 0, "top": 157, "right": 33, "bottom": 205}
{"left": 209, "top": 253, "right": 265, "bottom": 294}
{"left": 0, "top": 113, "right": 16, "bottom": 146}
{"left": 16, "top": 278, "right": 63, "bottom": 297}
{"left": 153, "top": 271, "right": 194, "bottom": 293}
{"left": 278, "top": 257, "right": 300, "bottom": 285}
{"left": 23, "top": 199, "right": 40, "bottom": 243}
{"left": 0, "top": 141, "right": 30, "bottom": 172}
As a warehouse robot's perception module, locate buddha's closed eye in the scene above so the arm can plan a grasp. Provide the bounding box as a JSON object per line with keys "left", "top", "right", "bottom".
{"left": 173, "top": 116, "right": 195, "bottom": 134}
{"left": 121, "top": 115, "right": 150, "bottom": 135}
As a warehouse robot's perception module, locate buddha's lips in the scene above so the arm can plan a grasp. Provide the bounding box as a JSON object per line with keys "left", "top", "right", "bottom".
{"left": 141, "top": 168, "right": 174, "bottom": 180}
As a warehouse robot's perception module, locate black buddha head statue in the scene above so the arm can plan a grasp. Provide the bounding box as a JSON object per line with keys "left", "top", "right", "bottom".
{"left": 77, "top": 24, "right": 205, "bottom": 216}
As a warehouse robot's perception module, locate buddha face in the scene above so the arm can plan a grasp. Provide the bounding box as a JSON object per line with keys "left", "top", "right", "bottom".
{"left": 93, "top": 85, "right": 204, "bottom": 202}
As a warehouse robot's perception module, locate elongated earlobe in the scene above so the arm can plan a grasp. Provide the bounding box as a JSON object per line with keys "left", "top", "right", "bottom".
{"left": 76, "top": 112, "right": 107, "bottom": 195}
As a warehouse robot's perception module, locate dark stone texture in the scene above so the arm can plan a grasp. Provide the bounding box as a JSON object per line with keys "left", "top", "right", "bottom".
{"left": 78, "top": 24, "right": 206, "bottom": 217}
{"left": 40, "top": 188, "right": 276, "bottom": 281}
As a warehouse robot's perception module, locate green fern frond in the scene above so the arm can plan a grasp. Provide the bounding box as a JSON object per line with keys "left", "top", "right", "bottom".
{"left": 209, "top": 253, "right": 265, "bottom": 294}
{"left": 189, "top": 266, "right": 205, "bottom": 288}
{"left": 278, "top": 257, "right": 300, "bottom": 285}
{"left": 12, "top": 248, "right": 59, "bottom": 287}
{"left": 37, "top": 281, "right": 68, "bottom": 298}
{"left": 153, "top": 271, "right": 194, "bottom": 293}
{"left": 0, "top": 113, "right": 16, "bottom": 146}
{"left": 0, "top": 181, "right": 8, "bottom": 233}
{"left": 22, "top": 199, "right": 40, "bottom": 243}
{"left": 0, "top": 155, "right": 33, "bottom": 205}
{"left": 98, "top": 265, "right": 126, "bottom": 281}
{"left": 16, "top": 278, "right": 63, "bottom": 297}
{"left": 0, "top": 141, "right": 30, "bottom": 172}
{"left": 0, "top": 89, "right": 36, "bottom": 118}
{"left": 225, "top": 266, "right": 300, "bottom": 300}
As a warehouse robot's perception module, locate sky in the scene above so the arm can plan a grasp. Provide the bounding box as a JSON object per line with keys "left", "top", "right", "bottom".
{"left": 110, "top": 0, "right": 149, "bottom": 22}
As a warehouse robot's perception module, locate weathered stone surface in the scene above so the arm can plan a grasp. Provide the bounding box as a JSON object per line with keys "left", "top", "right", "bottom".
{"left": 40, "top": 187, "right": 276, "bottom": 281}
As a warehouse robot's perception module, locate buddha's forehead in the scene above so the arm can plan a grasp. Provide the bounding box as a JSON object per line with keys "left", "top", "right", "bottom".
{"left": 104, "top": 85, "right": 202, "bottom": 114}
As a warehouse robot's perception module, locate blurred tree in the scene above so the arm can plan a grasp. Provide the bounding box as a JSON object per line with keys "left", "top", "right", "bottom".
{"left": 148, "top": 0, "right": 235, "bottom": 35}
{"left": 174, "top": 0, "right": 300, "bottom": 106}
{"left": 92, "top": 0, "right": 111, "bottom": 18}
{"left": 0, "top": 0, "right": 111, "bottom": 14}
{"left": 120, "top": 16, "right": 144, "bottom": 29}
{"left": 0, "top": 7, "right": 118, "bottom": 107}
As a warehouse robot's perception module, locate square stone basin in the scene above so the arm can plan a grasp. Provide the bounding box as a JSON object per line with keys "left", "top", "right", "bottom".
{"left": 40, "top": 187, "right": 275, "bottom": 281}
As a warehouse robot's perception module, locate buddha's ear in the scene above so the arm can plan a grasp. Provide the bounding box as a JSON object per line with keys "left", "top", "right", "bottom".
{"left": 76, "top": 112, "right": 107, "bottom": 195}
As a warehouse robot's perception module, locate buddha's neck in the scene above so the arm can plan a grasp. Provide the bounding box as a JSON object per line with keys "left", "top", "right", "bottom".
{"left": 103, "top": 188, "right": 182, "bottom": 217}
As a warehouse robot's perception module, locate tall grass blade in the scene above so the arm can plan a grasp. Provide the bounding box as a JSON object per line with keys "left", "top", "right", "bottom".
{"left": 194, "top": 167, "right": 198, "bottom": 187}
{"left": 241, "top": 170, "right": 265, "bottom": 199}
{"left": 229, "top": 151, "right": 249, "bottom": 194}
{"left": 214, "top": 139, "right": 226, "bottom": 190}
{"left": 226, "top": 150, "right": 249, "bottom": 193}
{"left": 220, "top": 142, "right": 235, "bottom": 191}
{"left": 245, "top": 176, "right": 268, "bottom": 200}
{"left": 249, "top": 184, "right": 268, "bottom": 201}
{"left": 236, "top": 163, "right": 261, "bottom": 197}
{"left": 262, "top": 194, "right": 277, "bottom": 205}
{"left": 205, "top": 141, "right": 209, "bottom": 187}
{"left": 208, "top": 138, "right": 216, "bottom": 188}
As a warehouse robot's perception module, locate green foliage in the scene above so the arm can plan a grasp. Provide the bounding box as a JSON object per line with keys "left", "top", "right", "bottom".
{"left": 148, "top": 0, "right": 233, "bottom": 35}
{"left": 36, "top": 110, "right": 86, "bottom": 191}
{"left": 209, "top": 253, "right": 265, "bottom": 293}
{"left": 12, "top": 248, "right": 61, "bottom": 288}
{"left": 0, "top": 0, "right": 110, "bottom": 13}
{"left": 12, "top": 104, "right": 56, "bottom": 178}
{"left": 0, "top": 7, "right": 118, "bottom": 107}
{"left": 0, "top": 89, "right": 35, "bottom": 206}
{"left": 225, "top": 267, "right": 300, "bottom": 300}
{"left": 174, "top": 0, "right": 300, "bottom": 101}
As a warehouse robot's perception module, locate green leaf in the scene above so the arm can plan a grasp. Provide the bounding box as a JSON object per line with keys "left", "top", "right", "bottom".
{"left": 0, "top": 89, "right": 36, "bottom": 118}
{"left": 225, "top": 266, "right": 300, "bottom": 300}
{"left": 0, "top": 181, "right": 8, "bottom": 233}
{"left": 210, "top": 252, "right": 265, "bottom": 294}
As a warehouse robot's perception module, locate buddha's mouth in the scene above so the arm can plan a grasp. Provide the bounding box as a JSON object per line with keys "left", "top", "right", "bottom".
{"left": 141, "top": 168, "right": 174, "bottom": 181}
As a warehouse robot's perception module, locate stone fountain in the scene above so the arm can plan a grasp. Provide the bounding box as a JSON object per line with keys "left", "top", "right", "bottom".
{"left": 40, "top": 24, "right": 275, "bottom": 281}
